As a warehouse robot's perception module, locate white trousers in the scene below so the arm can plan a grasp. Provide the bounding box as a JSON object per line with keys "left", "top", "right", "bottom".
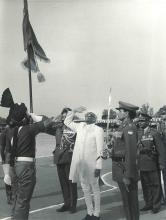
{"left": 81, "top": 178, "right": 100, "bottom": 217}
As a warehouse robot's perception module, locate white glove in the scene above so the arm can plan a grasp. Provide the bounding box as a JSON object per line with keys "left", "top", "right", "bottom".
{"left": 29, "top": 113, "right": 43, "bottom": 122}
{"left": 2, "top": 164, "right": 11, "bottom": 185}
{"left": 4, "top": 174, "right": 11, "bottom": 185}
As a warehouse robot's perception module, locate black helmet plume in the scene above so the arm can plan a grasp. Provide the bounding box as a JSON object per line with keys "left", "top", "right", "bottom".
{"left": 0, "top": 88, "right": 14, "bottom": 108}
{"left": 6, "top": 103, "right": 27, "bottom": 126}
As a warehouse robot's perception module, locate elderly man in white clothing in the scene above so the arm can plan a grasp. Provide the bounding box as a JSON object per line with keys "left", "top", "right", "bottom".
{"left": 64, "top": 107, "right": 104, "bottom": 220}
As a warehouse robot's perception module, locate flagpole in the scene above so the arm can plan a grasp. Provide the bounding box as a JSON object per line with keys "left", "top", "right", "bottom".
{"left": 101, "top": 88, "right": 112, "bottom": 160}
{"left": 23, "top": 0, "right": 49, "bottom": 111}
{"left": 27, "top": 46, "right": 33, "bottom": 113}
{"left": 106, "top": 88, "right": 112, "bottom": 144}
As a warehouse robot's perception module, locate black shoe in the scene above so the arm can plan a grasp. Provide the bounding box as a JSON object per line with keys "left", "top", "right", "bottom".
{"left": 69, "top": 206, "right": 77, "bottom": 214}
{"left": 82, "top": 214, "right": 93, "bottom": 220}
{"left": 152, "top": 207, "right": 160, "bottom": 214}
{"left": 140, "top": 206, "right": 152, "bottom": 211}
{"left": 56, "top": 205, "right": 70, "bottom": 212}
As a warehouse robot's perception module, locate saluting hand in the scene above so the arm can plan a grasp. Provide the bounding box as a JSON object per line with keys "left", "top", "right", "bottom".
{"left": 73, "top": 106, "right": 86, "bottom": 113}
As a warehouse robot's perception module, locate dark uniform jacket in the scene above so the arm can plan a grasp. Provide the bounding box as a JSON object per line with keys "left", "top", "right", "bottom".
{"left": 112, "top": 119, "right": 139, "bottom": 182}
{"left": 47, "top": 123, "right": 76, "bottom": 165}
{"left": 5, "top": 121, "right": 46, "bottom": 165}
{"left": 137, "top": 127, "right": 165, "bottom": 171}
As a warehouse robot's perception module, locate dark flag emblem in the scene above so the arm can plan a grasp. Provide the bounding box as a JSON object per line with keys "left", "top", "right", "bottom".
{"left": 22, "top": 0, "right": 50, "bottom": 82}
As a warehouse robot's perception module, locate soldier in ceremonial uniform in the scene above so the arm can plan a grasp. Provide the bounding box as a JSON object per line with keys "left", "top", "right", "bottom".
{"left": 137, "top": 112, "right": 165, "bottom": 213}
{"left": 111, "top": 101, "right": 139, "bottom": 220}
{"left": 4, "top": 103, "right": 54, "bottom": 220}
{"left": 50, "top": 108, "right": 78, "bottom": 213}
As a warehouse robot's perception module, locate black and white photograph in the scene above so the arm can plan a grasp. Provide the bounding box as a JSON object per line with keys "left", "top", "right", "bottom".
{"left": 0, "top": 0, "right": 166, "bottom": 219}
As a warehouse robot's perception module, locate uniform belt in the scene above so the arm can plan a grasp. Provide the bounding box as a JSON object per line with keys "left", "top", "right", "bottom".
{"left": 15, "top": 157, "right": 36, "bottom": 162}
{"left": 112, "top": 157, "right": 125, "bottom": 162}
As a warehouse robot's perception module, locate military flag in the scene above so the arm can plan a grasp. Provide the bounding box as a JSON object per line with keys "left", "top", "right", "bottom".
{"left": 22, "top": 0, "right": 50, "bottom": 82}
{"left": 22, "top": 0, "right": 50, "bottom": 112}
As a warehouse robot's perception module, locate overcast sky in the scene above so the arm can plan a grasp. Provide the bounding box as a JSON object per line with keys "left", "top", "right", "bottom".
{"left": 1, "top": 0, "right": 166, "bottom": 118}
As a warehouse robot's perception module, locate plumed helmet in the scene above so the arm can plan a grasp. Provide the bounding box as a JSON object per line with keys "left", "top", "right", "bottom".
{"left": 0, "top": 88, "right": 14, "bottom": 108}
{"left": 6, "top": 103, "right": 27, "bottom": 126}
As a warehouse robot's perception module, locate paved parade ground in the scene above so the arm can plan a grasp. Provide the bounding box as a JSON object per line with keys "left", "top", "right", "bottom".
{"left": 0, "top": 134, "right": 166, "bottom": 220}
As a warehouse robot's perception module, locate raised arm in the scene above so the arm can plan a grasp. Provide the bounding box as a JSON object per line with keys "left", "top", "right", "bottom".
{"left": 64, "top": 111, "right": 79, "bottom": 132}
{"left": 64, "top": 106, "right": 86, "bottom": 132}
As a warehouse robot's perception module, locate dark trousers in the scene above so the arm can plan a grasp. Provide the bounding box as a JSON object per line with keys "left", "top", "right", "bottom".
{"left": 57, "top": 163, "right": 77, "bottom": 208}
{"left": 118, "top": 181, "right": 139, "bottom": 220}
{"left": 12, "top": 162, "right": 36, "bottom": 220}
{"left": 5, "top": 184, "right": 13, "bottom": 203}
{"left": 140, "top": 170, "right": 162, "bottom": 209}
{"left": 162, "top": 167, "right": 166, "bottom": 202}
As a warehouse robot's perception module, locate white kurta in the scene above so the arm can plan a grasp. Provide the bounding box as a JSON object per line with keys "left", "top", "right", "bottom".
{"left": 64, "top": 111, "right": 104, "bottom": 183}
